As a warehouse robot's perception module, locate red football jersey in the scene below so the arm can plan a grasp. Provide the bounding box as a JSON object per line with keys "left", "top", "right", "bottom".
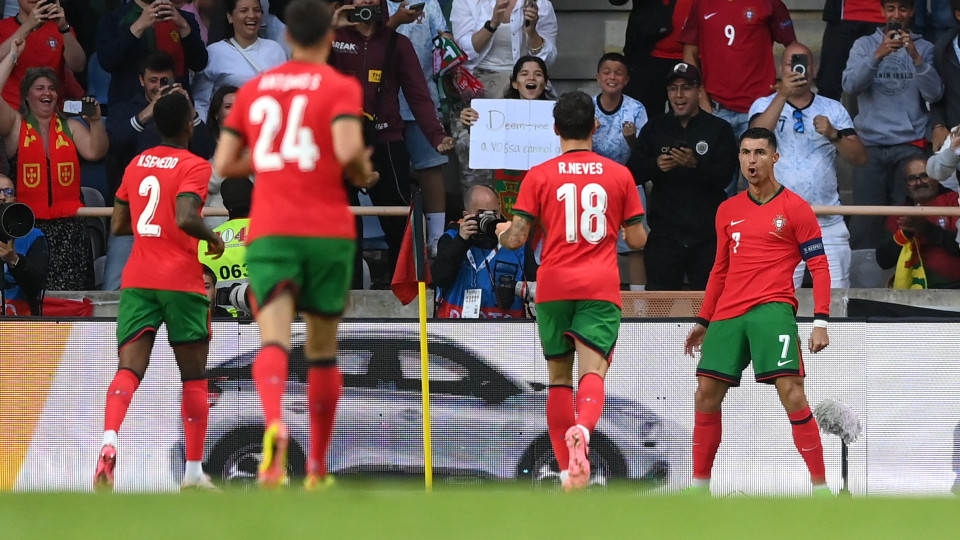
{"left": 513, "top": 150, "right": 645, "bottom": 306}
{"left": 116, "top": 145, "right": 211, "bottom": 294}
{"left": 679, "top": 0, "right": 796, "bottom": 112}
{"left": 0, "top": 19, "right": 69, "bottom": 109}
{"left": 698, "top": 186, "right": 830, "bottom": 322}
{"left": 224, "top": 61, "right": 363, "bottom": 242}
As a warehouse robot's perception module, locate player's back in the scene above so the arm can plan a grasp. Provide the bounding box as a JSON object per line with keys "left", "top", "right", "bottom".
{"left": 226, "top": 61, "right": 364, "bottom": 243}
{"left": 118, "top": 145, "right": 212, "bottom": 295}
{"left": 516, "top": 151, "right": 644, "bottom": 306}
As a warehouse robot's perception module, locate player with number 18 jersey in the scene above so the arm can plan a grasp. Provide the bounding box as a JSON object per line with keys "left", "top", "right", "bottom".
{"left": 223, "top": 61, "right": 363, "bottom": 243}
{"left": 116, "top": 145, "right": 212, "bottom": 296}
{"left": 512, "top": 150, "right": 645, "bottom": 307}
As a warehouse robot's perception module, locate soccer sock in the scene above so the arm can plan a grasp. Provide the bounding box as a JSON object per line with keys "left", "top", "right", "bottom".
{"left": 425, "top": 213, "right": 446, "bottom": 248}
{"left": 692, "top": 411, "right": 722, "bottom": 480}
{"left": 252, "top": 343, "right": 289, "bottom": 426}
{"left": 546, "top": 385, "right": 575, "bottom": 470}
{"left": 575, "top": 372, "right": 605, "bottom": 435}
{"left": 103, "top": 368, "right": 141, "bottom": 434}
{"left": 788, "top": 406, "right": 827, "bottom": 485}
{"left": 181, "top": 379, "right": 209, "bottom": 463}
{"left": 307, "top": 360, "right": 342, "bottom": 477}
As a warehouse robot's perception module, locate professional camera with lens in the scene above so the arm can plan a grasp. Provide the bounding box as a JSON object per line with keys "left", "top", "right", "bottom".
{"left": 215, "top": 282, "right": 252, "bottom": 317}
{"left": 495, "top": 275, "right": 537, "bottom": 317}
{"left": 0, "top": 202, "right": 34, "bottom": 242}
{"left": 348, "top": 4, "right": 381, "bottom": 22}
{"left": 469, "top": 210, "right": 506, "bottom": 248}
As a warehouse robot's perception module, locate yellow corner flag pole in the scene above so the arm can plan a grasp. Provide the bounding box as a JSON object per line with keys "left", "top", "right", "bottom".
{"left": 410, "top": 191, "right": 433, "bottom": 491}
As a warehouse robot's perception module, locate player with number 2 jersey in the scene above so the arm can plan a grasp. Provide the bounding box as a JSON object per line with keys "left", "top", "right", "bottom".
{"left": 499, "top": 92, "right": 647, "bottom": 492}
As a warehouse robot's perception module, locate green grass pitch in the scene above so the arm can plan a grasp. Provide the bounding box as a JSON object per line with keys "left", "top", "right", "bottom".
{"left": 1, "top": 483, "right": 958, "bottom": 539}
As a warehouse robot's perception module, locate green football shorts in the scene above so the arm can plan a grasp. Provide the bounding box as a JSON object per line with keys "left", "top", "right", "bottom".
{"left": 698, "top": 302, "right": 804, "bottom": 386}
{"left": 535, "top": 300, "right": 622, "bottom": 360}
{"left": 245, "top": 236, "right": 355, "bottom": 316}
{"left": 117, "top": 288, "right": 210, "bottom": 348}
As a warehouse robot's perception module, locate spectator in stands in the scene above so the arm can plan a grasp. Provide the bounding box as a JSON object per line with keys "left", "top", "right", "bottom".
{"left": 431, "top": 185, "right": 535, "bottom": 318}
{"left": 816, "top": 0, "right": 884, "bottom": 100}
{"left": 927, "top": 124, "right": 960, "bottom": 183}
{"left": 97, "top": 0, "right": 208, "bottom": 106}
{"left": 451, "top": 0, "right": 557, "bottom": 99}
{"left": 629, "top": 62, "right": 737, "bottom": 291}
{"left": 842, "top": 0, "right": 943, "bottom": 250}
{"left": 0, "top": 40, "right": 107, "bottom": 291}
{"left": 610, "top": 0, "right": 693, "bottom": 118}
{"left": 0, "top": 0, "right": 86, "bottom": 110}
{"left": 930, "top": 1, "right": 960, "bottom": 152}
{"left": 204, "top": 84, "right": 240, "bottom": 228}
{"left": 458, "top": 55, "right": 550, "bottom": 218}
{"left": 386, "top": 0, "right": 451, "bottom": 256}
{"left": 0, "top": 173, "right": 47, "bottom": 315}
{"left": 329, "top": 0, "right": 453, "bottom": 278}
{"left": 175, "top": 0, "right": 210, "bottom": 44}
{"left": 876, "top": 156, "right": 960, "bottom": 288}
{"left": 679, "top": 0, "right": 796, "bottom": 140}
{"left": 592, "top": 52, "right": 648, "bottom": 291}
{"left": 915, "top": 0, "right": 954, "bottom": 43}
{"left": 750, "top": 43, "right": 867, "bottom": 289}
{"left": 106, "top": 51, "right": 215, "bottom": 184}
{"left": 191, "top": 0, "right": 287, "bottom": 121}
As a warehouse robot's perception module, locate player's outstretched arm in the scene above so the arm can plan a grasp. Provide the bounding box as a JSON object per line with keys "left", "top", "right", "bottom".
{"left": 111, "top": 201, "right": 133, "bottom": 236}
{"left": 176, "top": 195, "right": 225, "bottom": 258}
{"left": 684, "top": 323, "right": 707, "bottom": 357}
{"left": 332, "top": 117, "right": 378, "bottom": 189}
{"left": 808, "top": 326, "right": 828, "bottom": 353}
{"left": 212, "top": 130, "right": 253, "bottom": 179}
{"left": 495, "top": 216, "right": 532, "bottom": 250}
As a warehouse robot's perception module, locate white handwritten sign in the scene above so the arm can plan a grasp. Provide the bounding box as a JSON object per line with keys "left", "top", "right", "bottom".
{"left": 468, "top": 99, "right": 561, "bottom": 170}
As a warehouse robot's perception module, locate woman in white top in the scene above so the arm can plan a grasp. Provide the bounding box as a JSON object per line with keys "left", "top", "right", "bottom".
{"left": 451, "top": 0, "right": 558, "bottom": 98}
{"left": 190, "top": 0, "right": 287, "bottom": 120}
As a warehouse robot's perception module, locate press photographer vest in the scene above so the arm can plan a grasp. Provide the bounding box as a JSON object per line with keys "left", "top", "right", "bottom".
{"left": 16, "top": 114, "right": 82, "bottom": 220}
{"left": 4, "top": 227, "right": 44, "bottom": 315}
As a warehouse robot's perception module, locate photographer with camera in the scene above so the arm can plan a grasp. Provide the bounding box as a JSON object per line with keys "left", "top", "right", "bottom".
{"left": 842, "top": 0, "right": 943, "bottom": 250}
{"left": 198, "top": 177, "right": 253, "bottom": 318}
{"left": 330, "top": 0, "right": 454, "bottom": 281}
{"left": 0, "top": 174, "right": 47, "bottom": 315}
{"left": 629, "top": 63, "right": 737, "bottom": 290}
{"left": 431, "top": 185, "right": 536, "bottom": 318}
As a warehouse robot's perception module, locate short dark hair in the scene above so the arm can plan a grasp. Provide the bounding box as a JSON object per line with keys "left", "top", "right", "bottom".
{"left": 597, "top": 52, "right": 628, "bottom": 72}
{"left": 740, "top": 127, "right": 778, "bottom": 152}
{"left": 953, "top": 0, "right": 960, "bottom": 14}
{"left": 284, "top": 0, "right": 333, "bottom": 47}
{"left": 504, "top": 55, "right": 550, "bottom": 100}
{"left": 879, "top": 0, "right": 915, "bottom": 7}
{"left": 202, "top": 265, "right": 217, "bottom": 284}
{"left": 139, "top": 50, "right": 177, "bottom": 77}
{"left": 553, "top": 91, "right": 595, "bottom": 140}
{"left": 153, "top": 92, "right": 193, "bottom": 139}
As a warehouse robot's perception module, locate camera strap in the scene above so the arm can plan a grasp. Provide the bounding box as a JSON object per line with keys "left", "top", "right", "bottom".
{"left": 367, "top": 31, "right": 399, "bottom": 146}
{"left": 228, "top": 38, "right": 264, "bottom": 74}
{"left": 465, "top": 248, "right": 497, "bottom": 275}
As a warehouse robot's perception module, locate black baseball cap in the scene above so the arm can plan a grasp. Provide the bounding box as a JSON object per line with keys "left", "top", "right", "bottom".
{"left": 667, "top": 62, "right": 702, "bottom": 86}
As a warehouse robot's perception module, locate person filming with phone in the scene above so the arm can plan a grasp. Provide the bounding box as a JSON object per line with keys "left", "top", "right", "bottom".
{"left": 629, "top": 62, "right": 737, "bottom": 291}
{"left": 0, "top": 0, "right": 86, "bottom": 110}
{"left": 750, "top": 43, "right": 867, "bottom": 289}
{"left": 0, "top": 37, "right": 106, "bottom": 291}
{"left": 842, "top": 0, "right": 943, "bottom": 251}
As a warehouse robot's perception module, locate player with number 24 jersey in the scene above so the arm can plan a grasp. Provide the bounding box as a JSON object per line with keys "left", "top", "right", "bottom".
{"left": 512, "top": 151, "right": 645, "bottom": 307}
{"left": 222, "top": 61, "right": 363, "bottom": 242}
{"left": 116, "top": 146, "right": 211, "bottom": 295}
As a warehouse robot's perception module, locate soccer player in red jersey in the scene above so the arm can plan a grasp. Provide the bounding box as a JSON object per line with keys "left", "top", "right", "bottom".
{"left": 498, "top": 91, "right": 647, "bottom": 491}
{"left": 212, "top": 0, "right": 377, "bottom": 490}
{"left": 94, "top": 92, "right": 225, "bottom": 491}
{"left": 683, "top": 127, "right": 831, "bottom": 496}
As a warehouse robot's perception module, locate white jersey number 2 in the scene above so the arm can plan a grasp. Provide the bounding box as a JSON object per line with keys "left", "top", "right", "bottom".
{"left": 137, "top": 176, "right": 162, "bottom": 237}
{"left": 250, "top": 95, "right": 320, "bottom": 172}
{"left": 556, "top": 182, "right": 608, "bottom": 244}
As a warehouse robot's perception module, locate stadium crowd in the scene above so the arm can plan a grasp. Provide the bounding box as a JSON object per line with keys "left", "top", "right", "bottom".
{"left": 1, "top": 0, "right": 960, "bottom": 317}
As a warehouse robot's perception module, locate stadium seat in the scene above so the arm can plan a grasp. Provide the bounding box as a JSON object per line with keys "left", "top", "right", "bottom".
{"left": 81, "top": 186, "right": 108, "bottom": 288}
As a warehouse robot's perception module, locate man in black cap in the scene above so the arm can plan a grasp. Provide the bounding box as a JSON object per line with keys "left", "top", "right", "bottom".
{"left": 628, "top": 62, "right": 739, "bottom": 290}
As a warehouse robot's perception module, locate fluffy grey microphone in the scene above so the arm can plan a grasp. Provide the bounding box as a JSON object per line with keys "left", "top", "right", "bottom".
{"left": 814, "top": 399, "right": 862, "bottom": 496}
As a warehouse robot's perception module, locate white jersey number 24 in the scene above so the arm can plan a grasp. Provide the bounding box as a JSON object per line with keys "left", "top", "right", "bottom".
{"left": 249, "top": 95, "right": 320, "bottom": 172}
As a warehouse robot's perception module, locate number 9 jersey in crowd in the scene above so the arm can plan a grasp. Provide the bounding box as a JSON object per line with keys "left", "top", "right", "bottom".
{"left": 116, "top": 146, "right": 211, "bottom": 295}
{"left": 222, "top": 61, "right": 364, "bottom": 243}
{"left": 512, "top": 150, "right": 645, "bottom": 307}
